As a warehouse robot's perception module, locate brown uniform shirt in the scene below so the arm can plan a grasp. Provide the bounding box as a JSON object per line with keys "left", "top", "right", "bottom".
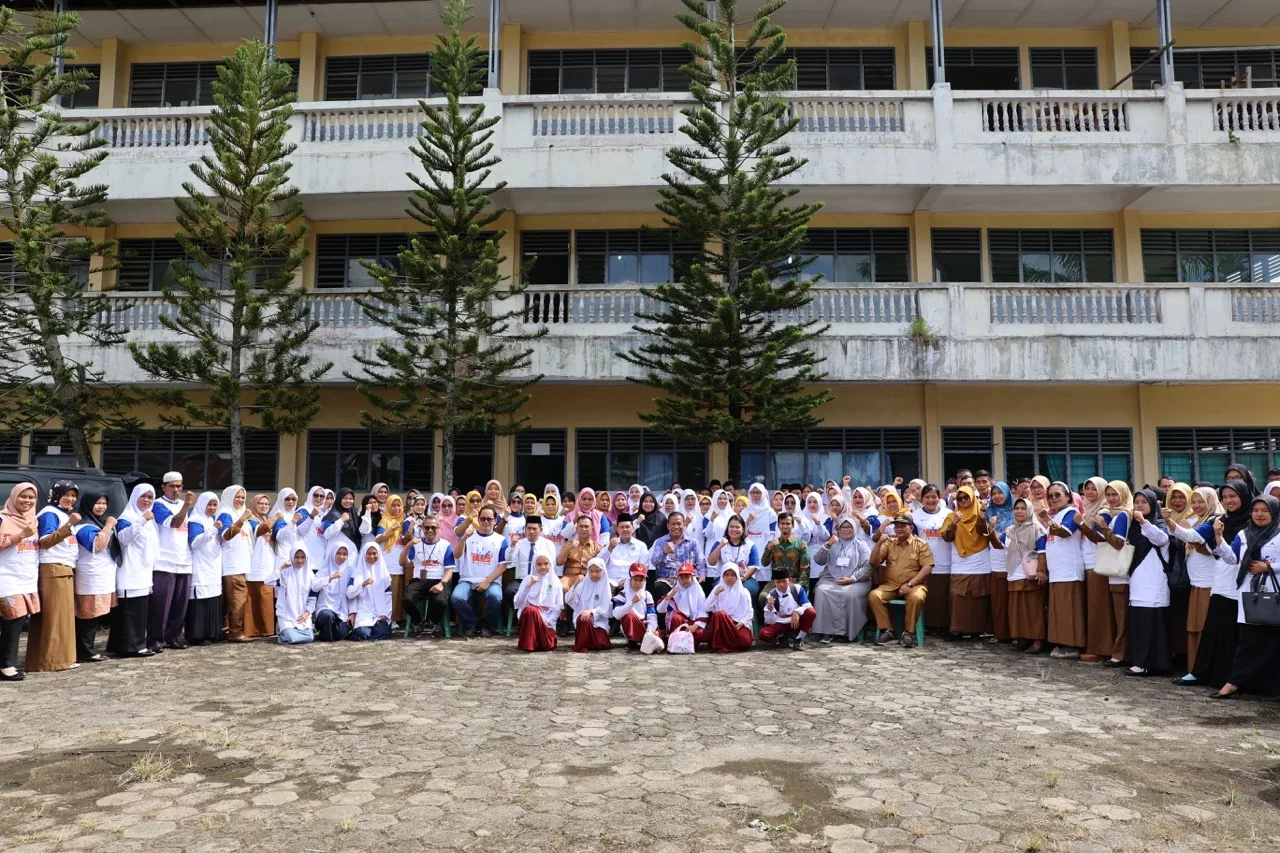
{"left": 562, "top": 539, "right": 602, "bottom": 579}
{"left": 876, "top": 535, "right": 935, "bottom": 588}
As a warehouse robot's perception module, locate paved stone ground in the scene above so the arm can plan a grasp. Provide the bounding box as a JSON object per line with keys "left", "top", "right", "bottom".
{"left": 2, "top": 633, "right": 1279, "bottom": 853}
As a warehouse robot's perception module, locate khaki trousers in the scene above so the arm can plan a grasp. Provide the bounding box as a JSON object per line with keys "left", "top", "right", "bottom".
{"left": 869, "top": 582, "right": 927, "bottom": 632}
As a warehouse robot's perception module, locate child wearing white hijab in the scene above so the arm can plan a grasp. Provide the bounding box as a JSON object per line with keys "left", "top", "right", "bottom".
{"left": 184, "top": 492, "right": 224, "bottom": 645}
{"left": 705, "top": 563, "right": 754, "bottom": 653}
{"left": 612, "top": 564, "right": 659, "bottom": 649}
{"left": 566, "top": 557, "right": 613, "bottom": 652}
{"left": 272, "top": 544, "right": 315, "bottom": 644}
{"left": 344, "top": 542, "right": 393, "bottom": 641}
{"left": 657, "top": 562, "right": 708, "bottom": 646}
{"left": 312, "top": 534, "right": 354, "bottom": 642}
{"left": 514, "top": 553, "right": 563, "bottom": 652}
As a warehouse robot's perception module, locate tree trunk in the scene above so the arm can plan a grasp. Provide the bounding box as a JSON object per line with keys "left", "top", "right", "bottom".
{"left": 727, "top": 438, "right": 741, "bottom": 487}
{"left": 442, "top": 427, "right": 455, "bottom": 496}
{"left": 228, "top": 400, "right": 243, "bottom": 488}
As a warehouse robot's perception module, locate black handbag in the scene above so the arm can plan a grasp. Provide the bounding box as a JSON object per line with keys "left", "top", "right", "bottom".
{"left": 1241, "top": 567, "right": 1280, "bottom": 627}
{"left": 1164, "top": 544, "right": 1190, "bottom": 592}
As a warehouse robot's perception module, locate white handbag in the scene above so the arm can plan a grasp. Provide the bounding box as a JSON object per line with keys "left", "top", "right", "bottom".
{"left": 640, "top": 631, "right": 665, "bottom": 655}
{"left": 1094, "top": 542, "right": 1135, "bottom": 578}
{"left": 667, "top": 630, "right": 696, "bottom": 655}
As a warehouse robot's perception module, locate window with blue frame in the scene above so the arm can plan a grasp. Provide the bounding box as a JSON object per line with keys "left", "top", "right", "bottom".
{"left": 1003, "top": 428, "right": 1132, "bottom": 487}
{"left": 1157, "top": 427, "right": 1279, "bottom": 485}
{"left": 740, "top": 428, "right": 921, "bottom": 488}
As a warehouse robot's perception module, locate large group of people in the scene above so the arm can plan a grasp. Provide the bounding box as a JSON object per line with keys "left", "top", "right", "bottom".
{"left": 1, "top": 467, "right": 1278, "bottom": 700}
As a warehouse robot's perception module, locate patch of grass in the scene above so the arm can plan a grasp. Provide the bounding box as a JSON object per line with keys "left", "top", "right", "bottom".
{"left": 909, "top": 315, "right": 941, "bottom": 348}
{"left": 1045, "top": 771, "right": 1061, "bottom": 789}
{"left": 1222, "top": 785, "right": 1240, "bottom": 807}
{"left": 211, "top": 727, "right": 239, "bottom": 749}
{"left": 758, "top": 806, "right": 809, "bottom": 835}
{"left": 880, "top": 801, "right": 900, "bottom": 818}
{"left": 338, "top": 816, "right": 356, "bottom": 833}
{"left": 1023, "top": 837, "right": 1044, "bottom": 852}
{"left": 119, "top": 748, "right": 175, "bottom": 785}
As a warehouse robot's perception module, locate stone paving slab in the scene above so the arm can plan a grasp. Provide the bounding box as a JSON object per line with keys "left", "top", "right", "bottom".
{"left": 2, "top": 635, "right": 1278, "bottom": 852}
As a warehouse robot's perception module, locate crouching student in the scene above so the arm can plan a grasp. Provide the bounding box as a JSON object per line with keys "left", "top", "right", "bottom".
{"left": 566, "top": 557, "right": 613, "bottom": 652}
{"left": 514, "top": 554, "right": 563, "bottom": 652}
{"left": 759, "top": 572, "right": 816, "bottom": 650}
{"left": 274, "top": 545, "right": 316, "bottom": 644}
{"left": 345, "top": 543, "right": 393, "bottom": 641}
{"left": 312, "top": 536, "right": 353, "bottom": 641}
{"left": 656, "top": 562, "right": 708, "bottom": 646}
{"left": 705, "top": 562, "right": 754, "bottom": 653}
{"left": 612, "top": 563, "right": 659, "bottom": 649}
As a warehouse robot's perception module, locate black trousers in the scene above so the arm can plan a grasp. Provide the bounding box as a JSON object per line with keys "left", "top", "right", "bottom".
{"left": 403, "top": 577, "right": 450, "bottom": 626}
{"left": 108, "top": 595, "right": 149, "bottom": 655}
{"left": 1, "top": 616, "right": 27, "bottom": 670}
{"left": 75, "top": 616, "right": 101, "bottom": 661}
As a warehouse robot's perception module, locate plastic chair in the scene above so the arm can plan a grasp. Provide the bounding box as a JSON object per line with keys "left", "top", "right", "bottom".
{"left": 874, "top": 599, "right": 925, "bottom": 647}
{"left": 403, "top": 594, "right": 451, "bottom": 639}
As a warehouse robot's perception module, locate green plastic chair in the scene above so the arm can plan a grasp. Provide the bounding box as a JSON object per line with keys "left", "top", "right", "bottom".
{"left": 874, "top": 599, "right": 925, "bottom": 647}
{"left": 402, "top": 594, "right": 451, "bottom": 639}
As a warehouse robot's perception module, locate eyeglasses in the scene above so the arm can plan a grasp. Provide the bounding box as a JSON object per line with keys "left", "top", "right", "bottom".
{"left": 424, "top": 526, "right": 439, "bottom": 531}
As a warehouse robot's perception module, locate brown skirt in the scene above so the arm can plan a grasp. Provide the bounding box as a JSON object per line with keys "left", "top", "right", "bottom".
{"left": 222, "top": 575, "right": 248, "bottom": 639}
{"left": 924, "top": 572, "right": 951, "bottom": 629}
{"left": 244, "top": 580, "right": 275, "bottom": 638}
{"left": 989, "top": 572, "right": 1010, "bottom": 641}
{"left": 26, "top": 563, "right": 76, "bottom": 672}
{"left": 949, "top": 573, "right": 991, "bottom": 634}
{"left": 1047, "top": 580, "right": 1086, "bottom": 648}
{"left": 1085, "top": 570, "right": 1115, "bottom": 658}
{"left": 390, "top": 574, "right": 406, "bottom": 623}
{"left": 1185, "top": 585, "right": 1212, "bottom": 673}
{"left": 1110, "top": 587, "right": 1130, "bottom": 662}
{"left": 1008, "top": 578, "right": 1047, "bottom": 641}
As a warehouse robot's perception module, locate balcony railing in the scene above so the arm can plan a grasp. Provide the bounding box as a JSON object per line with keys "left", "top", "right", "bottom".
{"left": 989, "top": 287, "right": 1162, "bottom": 324}
{"left": 980, "top": 96, "right": 1130, "bottom": 133}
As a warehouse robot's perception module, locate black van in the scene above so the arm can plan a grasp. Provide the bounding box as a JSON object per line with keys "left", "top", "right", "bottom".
{"left": 0, "top": 466, "right": 136, "bottom": 515}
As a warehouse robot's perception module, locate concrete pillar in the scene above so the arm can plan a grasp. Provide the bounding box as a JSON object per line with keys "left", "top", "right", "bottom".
{"left": 922, "top": 383, "right": 942, "bottom": 484}
{"left": 709, "top": 442, "right": 729, "bottom": 484}
{"left": 494, "top": 433, "right": 515, "bottom": 489}
{"left": 903, "top": 22, "right": 927, "bottom": 90}
{"left": 487, "top": 0, "right": 501, "bottom": 90}
{"left": 432, "top": 433, "right": 444, "bottom": 493}
{"left": 911, "top": 210, "right": 933, "bottom": 282}
{"left": 563, "top": 428, "right": 576, "bottom": 492}
{"left": 297, "top": 32, "right": 322, "bottom": 101}
{"left": 88, "top": 224, "right": 113, "bottom": 292}
{"left": 929, "top": 0, "right": 946, "bottom": 85}
{"left": 1018, "top": 47, "right": 1033, "bottom": 91}
{"left": 1120, "top": 208, "right": 1144, "bottom": 283}
{"left": 298, "top": 221, "right": 316, "bottom": 289}
{"left": 97, "top": 37, "right": 126, "bottom": 108}
{"left": 279, "top": 431, "right": 301, "bottom": 493}
{"left": 264, "top": 0, "right": 278, "bottom": 56}
{"left": 499, "top": 24, "right": 522, "bottom": 95}
{"left": 1106, "top": 21, "right": 1132, "bottom": 90}
{"left": 1135, "top": 384, "right": 1156, "bottom": 485}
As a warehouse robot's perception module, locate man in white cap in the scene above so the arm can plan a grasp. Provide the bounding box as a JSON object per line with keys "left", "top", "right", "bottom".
{"left": 148, "top": 471, "right": 196, "bottom": 652}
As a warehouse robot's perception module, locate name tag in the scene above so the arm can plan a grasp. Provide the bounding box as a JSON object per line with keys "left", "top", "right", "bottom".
{"left": 836, "top": 557, "right": 850, "bottom": 567}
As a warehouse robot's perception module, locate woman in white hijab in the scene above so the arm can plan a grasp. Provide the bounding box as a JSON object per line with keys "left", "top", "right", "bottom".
{"left": 312, "top": 533, "right": 354, "bottom": 642}
{"left": 680, "top": 489, "right": 703, "bottom": 535}
{"left": 184, "top": 492, "right": 224, "bottom": 646}
{"left": 566, "top": 556, "right": 613, "bottom": 652}
{"left": 298, "top": 486, "right": 327, "bottom": 539}
{"left": 267, "top": 488, "right": 302, "bottom": 560}
{"left": 627, "top": 484, "right": 644, "bottom": 513}
{"left": 811, "top": 517, "right": 873, "bottom": 643}
{"left": 743, "top": 484, "right": 777, "bottom": 572}
{"left": 344, "top": 542, "right": 393, "bottom": 641}
{"left": 272, "top": 544, "right": 315, "bottom": 644}
{"left": 705, "top": 563, "right": 754, "bottom": 653}
{"left": 801, "top": 493, "right": 829, "bottom": 549}
{"left": 704, "top": 489, "right": 732, "bottom": 552}
{"left": 514, "top": 553, "right": 564, "bottom": 652}
{"left": 849, "top": 487, "right": 881, "bottom": 546}
{"left": 107, "top": 484, "right": 158, "bottom": 658}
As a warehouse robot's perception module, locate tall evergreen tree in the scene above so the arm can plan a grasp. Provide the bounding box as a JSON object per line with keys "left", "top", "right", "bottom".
{"left": 347, "top": 0, "right": 544, "bottom": 491}
{"left": 131, "top": 40, "right": 328, "bottom": 486}
{"left": 0, "top": 5, "right": 136, "bottom": 466}
{"left": 622, "top": 0, "right": 831, "bottom": 484}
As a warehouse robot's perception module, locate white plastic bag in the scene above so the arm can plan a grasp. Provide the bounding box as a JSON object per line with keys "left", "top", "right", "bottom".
{"left": 667, "top": 630, "right": 695, "bottom": 655}
{"left": 640, "top": 631, "right": 665, "bottom": 655}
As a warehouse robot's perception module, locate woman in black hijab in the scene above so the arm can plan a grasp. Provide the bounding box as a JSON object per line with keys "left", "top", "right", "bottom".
{"left": 1223, "top": 463, "right": 1258, "bottom": 497}
{"left": 1123, "top": 488, "right": 1172, "bottom": 676}
{"left": 1213, "top": 494, "right": 1280, "bottom": 699}
{"left": 325, "top": 488, "right": 360, "bottom": 543}
{"left": 72, "top": 490, "right": 121, "bottom": 663}
{"left": 633, "top": 492, "right": 666, "bottom": 547}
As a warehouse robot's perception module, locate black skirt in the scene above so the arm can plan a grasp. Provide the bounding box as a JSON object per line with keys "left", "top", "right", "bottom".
{"left": 107, "top": 594, "right": 149, "bottom": 655}
{"left": 1228, "top": 623, "right": 1280, "bottom": 693}
{"left": 1128, "top": 605, "right": 1171, "bottom": 673}
{"left": 1191, "top": 594, "right": 1238, "bottom": 688}
{"left": 185, "top": 596, "right": 223, "bottom": 643}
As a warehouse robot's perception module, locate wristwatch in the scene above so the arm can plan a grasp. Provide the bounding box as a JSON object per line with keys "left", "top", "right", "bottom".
{"left": 906, "top": 581, "right": 914, "bottom": 589}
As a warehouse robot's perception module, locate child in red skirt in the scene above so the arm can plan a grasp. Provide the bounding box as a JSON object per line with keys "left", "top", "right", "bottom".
{"left": 514, "top": 554, "right": 563, "bottom": 651}
{"left": 566, "top": 557, "right": 613, "bottom": 652}
{"left": 705, "top": 562, "right": 754, "bottom": 653}
{"left": 657, "top": 562, "right": 708, "bottom": 646}
{"left": 612, "top": 563, "right": 659, "bottom": 650}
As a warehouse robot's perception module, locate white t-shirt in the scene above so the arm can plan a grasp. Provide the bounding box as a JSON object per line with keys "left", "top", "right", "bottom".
{"left": 458, "top": 532, "right": 508, "bottom": 583}
{"left": 911, "top": 507, "right": 954, "bottom": 575}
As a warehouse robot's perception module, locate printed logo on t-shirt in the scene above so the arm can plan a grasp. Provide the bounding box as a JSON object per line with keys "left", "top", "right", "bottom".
{"left": 924, "top": 528, "right": 942, "bottom": 539}
{"left": 17, "top": 537, "right": 37, "bottom": 552}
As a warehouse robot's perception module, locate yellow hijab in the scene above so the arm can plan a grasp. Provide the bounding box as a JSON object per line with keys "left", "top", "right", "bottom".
{"left": 951, "top": 485, "right": 988, "bottom": 558}
{"left": 1105, "top": 480, "right": 1134, "bottom": 517}
{"left": 880, "top": 489, "right": 904, "bottom": 518}
{"left": 378, "top": 494, "right": 405, "bottom": 548}
{"left": 463, "top": 489, "right": 483, "bottom": 520}
{"left": 1165, "top": 482, "right": 1196, "bottom": 526}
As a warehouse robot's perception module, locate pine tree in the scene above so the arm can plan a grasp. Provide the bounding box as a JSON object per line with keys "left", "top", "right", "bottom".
{"left": 131, "top": 40, "right": 329, "bottom": 486}
{"left": 621, "top": 0, "right": 831, "bottom": 484}
{"left": 347, "top": 0, "right": 544, "bottom": 492}
{"left": 0, "top": 5, "right": 137, "bottom": 466}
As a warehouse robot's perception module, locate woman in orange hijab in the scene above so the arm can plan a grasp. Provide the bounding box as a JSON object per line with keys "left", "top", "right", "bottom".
{"left": 0, "top": 484, "right": 41, "bottom": 681}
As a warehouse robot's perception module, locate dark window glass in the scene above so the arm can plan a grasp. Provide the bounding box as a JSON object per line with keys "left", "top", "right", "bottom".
{"left": 576, "top": 429, "right": 706, "bottom": 492}
{"left": 1130, "top": 47, "right": 1280, "bottom": 90}
{"left": 802, "top": 229, "right": 909, "bottom": 283}
{"left": 932, "top": 229, "right": 982, "bottom": 282}
{"left": 306, "top": 429, "right": 434, "bottom": 492}
{"left": 1157, "top": 428, "right": 1280, "bottom": 485}
{"left": 64, "top": 64, "right": 101, "bottom": 109}
{"left": 101, "top": 429, "right": 279, "bottom": 490}
{"left": 740, "top": 428, "right": 921, "bottom": 488}
{"left": 942, "top": 427, "right": 994, "bottom": 481}
{"left": 1029, "top": 48, "right": 1098, "bottom": 90}
{"left": 576, "top": 230, "right": 699, "bottom": 285}
{"left": 1140, "top": 229, "right": 1280, "bottom": 283}
{"left": 927, "top": 47, "right": 1020, "bottom": 90}
{"left": 515, "top": 429, "right": 567, "bottom": 491}
{"left": 324, "top": 54, "right": 481, "bottom": 100}
{"left": 526, "top": 49, "right": 696, "bottom": 94}
{"left": 1004, "top": 428, "right": 1132, "bottom": 486}
{"left": 130, "top": 60, "right": 298, "bottom": 108}
{"left": 315, "top": 234, "right": 413, "bottom": 288}
{"left": 988, "top": 230, "right": 1114, "bottom": 283}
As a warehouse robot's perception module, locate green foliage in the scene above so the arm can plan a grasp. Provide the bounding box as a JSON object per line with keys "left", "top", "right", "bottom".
{"left": 621, "top": 0, "right": 831, "bottom": 481}
{"left": 130, "top": 40, "right": 328, "bottom": 485}
{"left": 0, "top": 5, "right": 137, "bottom": 465}
{"left": 346, "top": 0, "right": 544, "bottom": 490}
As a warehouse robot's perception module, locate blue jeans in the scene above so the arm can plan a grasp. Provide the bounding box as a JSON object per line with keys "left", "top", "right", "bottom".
{"left": 313, "top": 609, "right": 350, "bottom": 642}
{"left": 347, "top": 621, "right": 392, "bottom": 641}
{"left": 278, "top": 626, "right": 314, "bottom": 644}
{"left": 450, "top": 580, "right": 502, "bottom": 632}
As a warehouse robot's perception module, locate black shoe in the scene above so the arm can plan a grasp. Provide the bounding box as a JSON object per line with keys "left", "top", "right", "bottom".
{"left": 1172, "top": 674, "right": 1199, "bottom": 686}
{"left": 131, "top": 648, "right": 156, "bottom": 658}
{"left": 819, "top": 636, "right": 834, "bottom": 645}
{"left": 943, "top": 632, "right": 963, "bottom": 642}
{"left": 875, "top": 631, "right": 898, "bottom": 646}
{"left": 1010, "top": 639, "right": 1030, "bottom": 652}
{"left": 430, "top": 628, "right": 444, "bottom": 638}
{"left": 792, "top": 638, "right": 805, "bottom": 651}
{"left": 0, "top": 670, "right": 24, "bottom": 682}
{"left": 1209, "top": 689, "right": 1240, "bottom": 700}
{"left": 1101, "top": 658, "right": 1126, "bottom": 668}
{"left": 1122, "top": 667, "right": 1149, "bottom": 677}
{"left": 480, "top": 627, "right": 494, "bottom": 638}
{"left": 148, "top": 644, "right": 164, "bottom": 654}
{"left": 900, "top": 632, "right": 918, "bottom": 649}
{"left": 627, "top": 640, "right": 640, "bottom": 650}
{"left": 166, "top": 641, "right": 188, "bottom": 650}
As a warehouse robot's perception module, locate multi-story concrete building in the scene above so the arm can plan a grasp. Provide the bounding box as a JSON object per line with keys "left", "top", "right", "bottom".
{"left": 6, "top": 0, "right": 1280, "bottom": 495}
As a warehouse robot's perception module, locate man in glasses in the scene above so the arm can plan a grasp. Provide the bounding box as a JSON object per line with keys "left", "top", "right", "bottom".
{"left": 451, "top": 507, "right": 508, "bottom": 637}
{"left": 400, "top": 516, "right": 456, "bottom": 637}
